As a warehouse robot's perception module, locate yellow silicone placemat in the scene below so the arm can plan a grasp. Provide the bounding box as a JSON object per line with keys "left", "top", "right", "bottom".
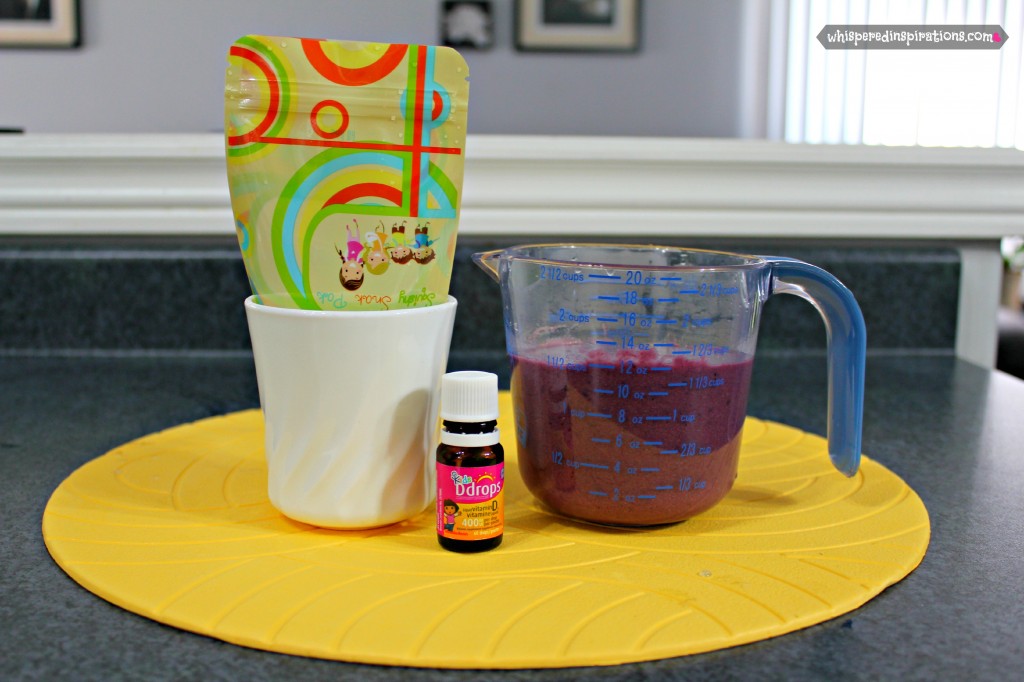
{"left": 43, "top": 393, "right": 929, "bottom": 669}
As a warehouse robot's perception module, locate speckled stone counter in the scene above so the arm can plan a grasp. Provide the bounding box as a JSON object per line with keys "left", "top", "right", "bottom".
{"left": 4, "top": 236, "right": 1020, "bottom": 680}
{"left": 4, "top": 353, "right": 1024, "bottom": 681}
{"left": 0, "top": 235, "right": 961, "bottom": 378}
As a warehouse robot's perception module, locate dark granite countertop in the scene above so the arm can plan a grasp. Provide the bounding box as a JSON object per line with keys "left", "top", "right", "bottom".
{"left": 4, "top": 352, "right": 1023, "bottom": 681}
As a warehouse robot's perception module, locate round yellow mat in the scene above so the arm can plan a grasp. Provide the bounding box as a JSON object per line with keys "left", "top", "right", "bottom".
{"left": 43, "top": 394, "right": 929, "bottom": 669}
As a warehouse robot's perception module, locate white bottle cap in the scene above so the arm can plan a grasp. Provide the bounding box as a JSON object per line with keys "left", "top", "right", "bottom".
{"left": 440, "top": 371, "right": 499, "bottom": 422}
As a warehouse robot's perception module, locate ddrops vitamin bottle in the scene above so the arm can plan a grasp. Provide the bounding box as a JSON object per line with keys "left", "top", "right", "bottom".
{"left": 436, "top": 371, "right": 504, "bottom": 553}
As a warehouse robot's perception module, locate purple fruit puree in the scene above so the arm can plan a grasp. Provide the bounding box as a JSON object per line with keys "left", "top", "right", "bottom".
{"left": 510, "top": 349, "right": 754, "bottom": 525}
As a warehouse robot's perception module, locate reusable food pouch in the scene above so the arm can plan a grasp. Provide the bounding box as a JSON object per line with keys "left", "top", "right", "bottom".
{"left": 224, "top": 35, "right": 469, "bottom": 311}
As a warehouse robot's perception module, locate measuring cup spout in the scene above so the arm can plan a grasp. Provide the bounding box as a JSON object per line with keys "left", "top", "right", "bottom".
{"left": 472, "top": 249, "right": 503, "bottom": 283}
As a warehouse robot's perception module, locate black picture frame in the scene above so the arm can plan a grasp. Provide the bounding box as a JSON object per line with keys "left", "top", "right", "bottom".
{"left": 442, "top": 0, "right": 494, "bottom": 50}
{"left": 0, "top": 0, "right": 81, "bottom": 49}
{"left": 515, "top": 0, "right": 641, "bottom": 52}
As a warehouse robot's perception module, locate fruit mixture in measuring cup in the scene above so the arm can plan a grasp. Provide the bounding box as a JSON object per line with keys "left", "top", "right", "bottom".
{"left": 511, "top": 346, "right": 753, "bottom": 526}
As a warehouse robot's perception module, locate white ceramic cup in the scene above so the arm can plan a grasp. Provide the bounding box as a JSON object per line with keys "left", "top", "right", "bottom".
{"left": 244, "top": 295, "right": 457, "bottom": 528}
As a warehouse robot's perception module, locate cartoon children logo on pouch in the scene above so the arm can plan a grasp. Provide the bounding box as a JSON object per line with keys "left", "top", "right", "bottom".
{"left": 224, "top": 35, "right": 469, "bottom": 311}
{"left": 335, "top": 219, "right": 439, "bottom": 293}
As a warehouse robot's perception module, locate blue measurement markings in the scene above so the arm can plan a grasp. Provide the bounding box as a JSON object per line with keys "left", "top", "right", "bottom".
{"left": 594, "top": 327, "right": 652, "bottom": 349}
{"left": 577, "top": 462, "right": 609, "bottom": 470}
{"left": 673, "top": 344, "right": 729, "bottom": 356}
{"left": 585, "top": 272, "right": 669, "bottom": 286}
{"left": 644, "top": 410, "right": 685, "bottom": 423}
{"left": 660, "top": 444, "right": 711, "bottom": 457}
{"left": 586, "top": 490, "right": 655, "bottom": 502}
{"left": 678, "top": 282, "right": 740, "bottom": 297}
{"left": 553, "top": 307, "right": 595, "bottom": 324}
{"left": 552, "top": 450, "right": 611, "bottom": 471}
{"left": 585, "top": 490, "right": 659, "bottom": 502}
{"left": 668, "top": 375, "right": 726, "bottom": 389}
{"left": 565, "top": 403, "right": 618, "bottom": 420}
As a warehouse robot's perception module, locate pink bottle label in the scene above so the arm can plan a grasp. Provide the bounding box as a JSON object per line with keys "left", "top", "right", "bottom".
{"left": 436, "top": 463, "right": 504, "bottom": 540}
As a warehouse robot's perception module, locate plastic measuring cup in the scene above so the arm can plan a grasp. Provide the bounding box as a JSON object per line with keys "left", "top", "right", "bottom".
{"left": 474, "top": 244, "right": 866, "bottom": 526}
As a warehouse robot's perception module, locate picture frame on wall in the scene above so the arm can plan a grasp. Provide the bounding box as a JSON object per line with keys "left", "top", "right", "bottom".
{"left": 515, "top": 0, "right": 640, "bottom": 52}
{"left": 0, "top": 0, "right": 81, "bottom": 48}
{"left": 441, "top": 0, "right": 494, "bottom": 50}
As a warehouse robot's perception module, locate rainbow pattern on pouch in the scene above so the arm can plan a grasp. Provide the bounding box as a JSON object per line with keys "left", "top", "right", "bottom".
{"left": 225, "top": 36, "right": 469, "bottom": 310}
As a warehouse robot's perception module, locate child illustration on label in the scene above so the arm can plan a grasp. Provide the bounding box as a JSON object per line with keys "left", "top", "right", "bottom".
{"left": 336, "top": 220, "right": 365, "bottom": 291}
{"left": 442, "top": 499, "right": 461, "bottom": 532}
{"left": 413, "top": 222, "right": 437, "bottom": 265}
{"left": 364, "top": 222, "right": 391, "bottom": 275}
{"left": 387, "top": 221, "right": 414, "bottom": 265}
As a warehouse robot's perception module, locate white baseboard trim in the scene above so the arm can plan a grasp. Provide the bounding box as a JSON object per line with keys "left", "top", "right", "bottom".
{"left": 2, "top": 134, "right": 1022, "bottom": 238}
{"left": 3, "top": 133, "right": 1021, "bottom": 367}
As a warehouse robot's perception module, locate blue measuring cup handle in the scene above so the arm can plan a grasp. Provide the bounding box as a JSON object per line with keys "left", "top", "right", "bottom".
{"left": 763, "top": 257, "right": 867, "bottom": 477}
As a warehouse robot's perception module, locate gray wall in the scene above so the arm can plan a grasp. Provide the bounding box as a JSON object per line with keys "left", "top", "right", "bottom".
{"left": 0, "top": 0, "right": 746, "bottom": 136}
